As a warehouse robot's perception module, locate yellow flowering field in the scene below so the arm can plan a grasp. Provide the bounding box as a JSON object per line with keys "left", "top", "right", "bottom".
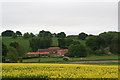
{"left": 0, "top": 63, "right": 118, "bottom": 79}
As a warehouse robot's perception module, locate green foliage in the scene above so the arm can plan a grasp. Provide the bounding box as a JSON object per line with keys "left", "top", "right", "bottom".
{"left": 58, "top": 38, "right": 66, "bottom": 48}
{"left": 30, "top": 33, "right": 35, "bottom": 37}
{"left": 85, "top": 35, "right": 103, "bottom": 51}
{"left": 23, "top": 32, "right": 30, "bottom": 39}
{"left": 58, "top": 38, "right": 80, "bottom": 49}
{"left": 16, "top": 31, "right": 22, "bottom": 36}
{"left": 7, "top": 47, "right": 19, "bottom": 62}
{"left": 78, "top": 32, "right": 88, "bottom": 40}
{"left": 29, "top": 37, "right": 52, "bottom": 51}
{"left": 38, "top": 30, "right": 52, "bottom": 37}
{"left": 10, "top": 42, "right": 19, "bottom": 48}
{"left": 12, "top": 33, "right": 17, "bottom": 39}
{"left": 63, "top": 57, "right": 70, "bottom": 61}
{"left": 57, "top": 32, "right": 66, "bottom": 38}
{"left": 68, "top": 44, "right": 88, "bottom": 57}
{"left": 10, "top": 42, "right": 25, "bottom": 57}
{"left": 2, "top": 30, "right": 14, "bottom": 37}
{"left": 2, "top": 43, "right": 8, "bottom": 57}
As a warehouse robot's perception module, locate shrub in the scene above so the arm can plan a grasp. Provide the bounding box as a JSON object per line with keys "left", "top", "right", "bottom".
{"left": 63, "top": 57, "right": 70, "bottom": 61}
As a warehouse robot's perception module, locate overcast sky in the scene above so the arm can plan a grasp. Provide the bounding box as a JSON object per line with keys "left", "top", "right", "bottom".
{"left": 0, "top": 0, "right": 118, "bottom": 35}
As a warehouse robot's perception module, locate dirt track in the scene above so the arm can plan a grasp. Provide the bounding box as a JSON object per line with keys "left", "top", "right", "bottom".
{"left": 70, "top": 60, "right": 120, "bottom": 63}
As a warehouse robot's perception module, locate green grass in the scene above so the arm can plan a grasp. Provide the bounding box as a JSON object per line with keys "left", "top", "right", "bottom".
{"left": 2, "top": 37, "right": 59, "bottom": 53}
{"left": 2, "top": 37, "right": 31, "bottom": 53}
{"left": 23, "top": 55, "right": 119, "bottom": 65}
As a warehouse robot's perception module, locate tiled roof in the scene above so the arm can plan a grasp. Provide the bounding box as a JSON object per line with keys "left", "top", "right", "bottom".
{"left": 48, "top": 47, "right": 60, "bottom": 50}
{"left": 27, "top": 52, "right": 50, "bottom": 55}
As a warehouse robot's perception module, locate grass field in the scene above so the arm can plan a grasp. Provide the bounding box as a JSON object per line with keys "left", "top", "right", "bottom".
{"left": 23, "top": 55, "right": 119, "bottom": 65}
{"left": 1, "top": 63, "right": 118, "bottom": 79}
{"left": 2, "top": 37, "right": 59, "bottom": 53}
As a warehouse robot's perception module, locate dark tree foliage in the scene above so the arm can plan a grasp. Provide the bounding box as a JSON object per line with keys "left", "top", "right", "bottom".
{"left": 38, "top": 30, "right": 52, "bottom": 37}
{"left": 10, "top": 42, "right": 19, "bottom": 48}
{"left": 85, "top": 36, "right": 103, "bottom": 51}
{"left": 65, "top": 38, "right": 74, "bottom": 48}
{"left": 29, "top": 37, "right": 52, "bottom": 51}
{"left": 110, "top": 33, "right": 120, "bottom": 54}
{"left": 58, "top": 38, "right": 80, "bottom": 49}
{"left": 23, "top": 32, "right": 30, "bottom": 39}
{"left": 16, "top": 31, "right": 22, "bottom": 36}
{"left": 99, "top": 32, "right": 116, "bottom": 48}
{"left": 57, "top": 32, "right": 66, "bottom": 38}
{"left": 7, "top": 47, "right": 19, "bottom": 62}
{"left": 30, "top": 33, "right": 35, "bottom": 37}
{"left": 12, "top": 33, "right": 17, "bottom": 39}
{"left": 2, "top": 30, "right": 14, "bottom": 37}
{"left": 9, "top": 42, "right": 25, "bottom": 57}
{"left": 78, "top": 32, "right": 88, "bottom": 40}
{"left": 58, "top": 38, "right": 66, "bottom": 49}
{"left": 68, "top": 44, "right": 88, "bottom": 57}
{"left": 2, "top": 43, "right": 8, "bottom": 57}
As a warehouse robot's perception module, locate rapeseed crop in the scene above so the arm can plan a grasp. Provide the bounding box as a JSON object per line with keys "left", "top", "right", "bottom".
{"left": 0, "top": 63, "right": 118, "bottom": 79}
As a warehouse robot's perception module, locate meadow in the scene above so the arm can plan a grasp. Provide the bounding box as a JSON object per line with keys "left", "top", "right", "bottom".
{"left": 2, "top": 37, "right": 59, "bottom": 53}
{"left": 1, "top": 63, "right": 118, "bottom": 79}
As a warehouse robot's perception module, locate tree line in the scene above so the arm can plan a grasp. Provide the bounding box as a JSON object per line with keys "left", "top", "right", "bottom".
{"left": 1, "top": 30, "right": 120, "bottom": 62}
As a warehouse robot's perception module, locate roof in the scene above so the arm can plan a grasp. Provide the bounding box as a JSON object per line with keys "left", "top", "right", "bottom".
{"left": 48, "top": 47, "right": 60, "bottom": 50}
{"left": 57, "top": 49, "right": 68, "bottom": 52}
{"left": 27, "top": 52, "right": 50, "bottom": 55}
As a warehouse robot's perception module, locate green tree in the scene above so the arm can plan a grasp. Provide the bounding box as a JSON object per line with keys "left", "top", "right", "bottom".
{"left": 30, "top": 33, "right": 35, "bottom": 37}
{"left": 12, "top": 33, "right": 17, "bottom": 39}
{"left": 2, "top": 43, "right": 8, "bottom": 57}
{"left": 10, "top": 42, "right": 19, "bottom": 48}
{"left": 2, "top": 43, "right": 8, "bottom": 62}
{"left": 23, "top": 32, "right": 30, "bottom": 39}
{"left": 58, "top": 38, "right": 66, "bottom": 48}
{"left": 16, "top": 31, "right": 22, "bottom": 36}
{"left": 78, "top": 32, "right": 88, "bottom": 40}
{"left": 68, "top": 44, "right": 88, "bottom": 57}
{"left": 7, "top": 47, "right": 19, "bottom": 62}
{"left": 57, "top": 32, "right": 66, "bottom": 38}
{"left": 2, "top": 30, "right": 14, "bottom": 37}
{"left": 38, "top": 30, "right": 52, "bottom": 37}
{"left": 29, "top": 37, "right": 52, "bottom": 51}
{"left": 9, "top": 42, "right": 25, "bottom": 62}
{"left": 85, "top": 35, "right": 103, "bottom": 51}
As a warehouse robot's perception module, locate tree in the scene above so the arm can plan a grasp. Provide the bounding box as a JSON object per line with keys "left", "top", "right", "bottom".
{"left": 99, "top": 32, "right": 117, "bottom": 48}
{"left": 12, "top": 33, "right": 17, "bottom": 39}
{"left": 23, "top": 32, "right": 30, "bottom": 39}
{"left": 16, "top": 31, "right": 22, "bottom": 36}
{"left": 85, "top": 35, "right": 103, "bottom": 51}
{"left": 58, "top": 38, "right": 66, "bottom": 48}
{"left": 2, "top": 30, "right": 14, "bottom": 37}
{"left": 9, "top": 42, "right": 25, "bottom": 62}
{"left": 38, "top": 30, "right": 52, "bottom": 37}
{"left": 2, "top": 43, "right": 8, "bottom": 62}
{"left": 68, "top": 44, "right": 88, "bottom": 57}
{"left": 57, "top": 32, "right": 66, "bottom": 38}
{"left": 30, "top": 33, "right": 35, "bottom": 37}
{"left": 10, "top": 42, "right": 19, "bottom": 48}
{"left": 110, "top": 33, "right": 120, "bottom": 55}
{"left": 7, "top": 47, "right": 19, "bottom": 62}
{"left": 29, "top": 37, "right": 52, "bottom": 51}
{"left": 78, "top": 32, "right": 88, "bottom": 40}
{"left": 2, "top": 43, "right": 8, "bottom": 57}
{"left": 65, "top": 38, "right": 73, "bottom": 48}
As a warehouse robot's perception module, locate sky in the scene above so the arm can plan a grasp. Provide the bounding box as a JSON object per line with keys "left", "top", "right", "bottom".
{"left": 0, "top": 0, "right": 118, "bottom": 35}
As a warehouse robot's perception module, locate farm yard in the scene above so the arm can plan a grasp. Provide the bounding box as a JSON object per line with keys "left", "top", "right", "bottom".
{"left": 1, "top": 63, "right": 118, "bottom": 79}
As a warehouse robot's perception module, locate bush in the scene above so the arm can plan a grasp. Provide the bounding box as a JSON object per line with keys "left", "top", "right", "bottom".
{"left": 63, "top": 57, "right": 70, "bottom": 61}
